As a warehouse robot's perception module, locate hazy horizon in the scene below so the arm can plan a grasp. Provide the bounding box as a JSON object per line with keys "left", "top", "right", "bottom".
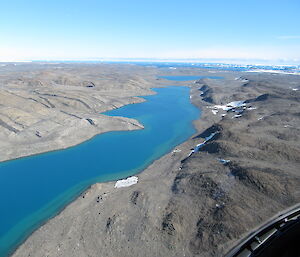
{"left": 1, "top": 58, "right": 299, "bottom": 66}
{"left": 1, "top": 0, "right": 300, "bottom": 64}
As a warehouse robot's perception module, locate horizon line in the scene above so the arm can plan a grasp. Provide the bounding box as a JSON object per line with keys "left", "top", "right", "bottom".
{"left": 0, "top": 57, "right": 299, "bottom": 66}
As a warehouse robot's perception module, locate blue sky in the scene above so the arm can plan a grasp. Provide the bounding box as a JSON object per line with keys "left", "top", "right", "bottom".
{"left": 1, "top": 0, "right": 300, "bottom": 63}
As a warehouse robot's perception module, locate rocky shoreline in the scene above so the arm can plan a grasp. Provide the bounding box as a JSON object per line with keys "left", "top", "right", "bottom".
{"left": 3, "top": 65, "right": 300, "bottom": 257}
{"left": 0, "top": 63, "right": 160, "bottom": 162}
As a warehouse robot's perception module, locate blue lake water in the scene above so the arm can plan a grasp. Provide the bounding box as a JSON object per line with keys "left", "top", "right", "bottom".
{"left": 0, "top": 85, "right": 200, "bottom": 256}
{"left": 159, "top": 75, "right": 222, "bottom": 81}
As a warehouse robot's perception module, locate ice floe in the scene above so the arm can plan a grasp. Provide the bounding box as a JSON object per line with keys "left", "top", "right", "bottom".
{"left": 247, "top": 69, "right": 300, "bottom": 75}
{"left": 114, "top": 176, "right": 138, "bottom": 188}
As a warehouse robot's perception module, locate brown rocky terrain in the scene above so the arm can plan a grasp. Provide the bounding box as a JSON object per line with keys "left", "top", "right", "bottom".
{"left": 5, "top": 65, "right": 300, "bottom": 257}
{"left": 0, "top": 63, "right": 162, "bottom": 162}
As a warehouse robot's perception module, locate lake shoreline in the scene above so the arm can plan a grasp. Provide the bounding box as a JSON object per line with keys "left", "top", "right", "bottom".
{"left": 8, "top": 81, "right": 214, "bottom": 257}
{"left": 7, "top": 67, "right": 300, "bottom": 257}
{"left": 3, "top": 82, "right": 199, "bottom": 257}
{"left": 0, "top": 63, "right": 168, "bottom": 163}
{"left": 0, "top": 97, "right": 148, "bottom": 163}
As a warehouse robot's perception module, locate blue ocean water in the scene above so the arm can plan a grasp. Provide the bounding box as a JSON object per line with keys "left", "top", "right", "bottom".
{"left": 0, "top": 85, "right": 200, "bottom": 256}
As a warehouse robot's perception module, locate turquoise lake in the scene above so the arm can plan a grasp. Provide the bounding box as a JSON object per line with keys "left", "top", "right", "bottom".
{"left": 0, "top": 83, "right": 201, "bottom": 256}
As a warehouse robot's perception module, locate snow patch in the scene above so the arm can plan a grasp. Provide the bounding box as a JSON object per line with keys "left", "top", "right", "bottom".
{"left": 188, "top": 132, "right": 218, "bottom": 157}
{"left": 227, "top": 101, "right": 246, "bottom": 108}
{"left": 233, "top": 109, "right": 244, "bottom": 113}
{"left": 212, "top": 105, "right": 232, "bottom": 111}
{"left": 211, "top": 100, "right": 246, "bottom": 112}
{"left": 232, "top": 114, "right": 242, "bottom": 118}
{"left": 234, "top": 77, "right": 248, "bottom": 82}
{"left": 212, "top": 109, "right": 218, "bottom": 115}
{"left": 219, "top": 159, "right": 231, "bottom": 164}
{"left": 115, "top": 176, "right": 138, "bottom": 188}
{"left": 172, "top": 148, "right": 181, "bottom": 153}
